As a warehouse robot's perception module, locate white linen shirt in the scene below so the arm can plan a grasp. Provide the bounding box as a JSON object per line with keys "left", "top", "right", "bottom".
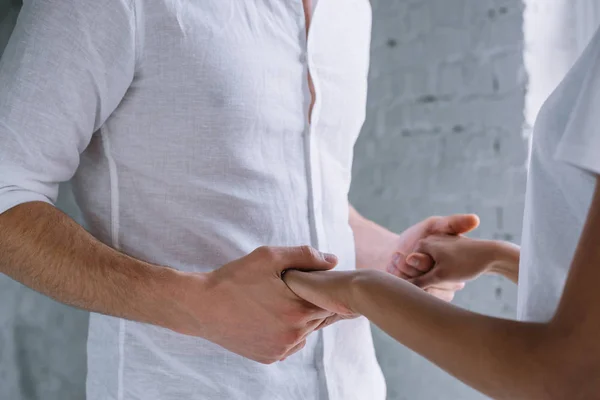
{"left": 0, "top": 0, "right": 386, "bottom": 399}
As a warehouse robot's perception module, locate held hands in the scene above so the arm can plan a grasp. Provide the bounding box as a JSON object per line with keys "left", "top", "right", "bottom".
{"left": 387, "top": 214, "right": 480, "bottom": 301}
{"left": 282, "top": 214, "right": 493, "bottom": 320}
{"left": 405, "top": 235, "right": 520, "bottom": 287}
{"left": 168, "top": 217, "right": 502, "bottom": 365}
{"left": 281, "top": 236, "right": 513, "bottom": 324}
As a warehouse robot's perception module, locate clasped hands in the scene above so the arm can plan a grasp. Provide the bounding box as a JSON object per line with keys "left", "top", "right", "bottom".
{"left": 282, "top": 213, "right": 484, "bottom": 322}
{"left": 172, "top": 214, "right": 485, "bottom": 365}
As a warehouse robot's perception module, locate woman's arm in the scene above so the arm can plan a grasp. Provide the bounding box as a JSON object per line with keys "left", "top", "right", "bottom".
{"left": 285, "top": 176, "right": 600, "bottom": 400}
{"left": 406, "top": 236, "right": 520, "bottom": 286}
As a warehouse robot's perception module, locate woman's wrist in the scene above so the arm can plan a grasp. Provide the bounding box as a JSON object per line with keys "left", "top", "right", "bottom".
{"left": 487, "top": 241, "right": 520, "bottom": 283}
{"left": 349, "top": 269, "right": 394, "bottom": 315}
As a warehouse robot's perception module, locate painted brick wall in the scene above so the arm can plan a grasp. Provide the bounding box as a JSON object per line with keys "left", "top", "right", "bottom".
{"left": 349, "top": 1, "right": 527, "bottom": 398}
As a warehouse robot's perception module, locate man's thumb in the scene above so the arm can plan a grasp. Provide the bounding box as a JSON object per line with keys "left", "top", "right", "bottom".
{"left": 433, "top": 214, "right": 480, "bottom": 235}
{"left": 279, "top": 246, "right": 338, "bottom": 272}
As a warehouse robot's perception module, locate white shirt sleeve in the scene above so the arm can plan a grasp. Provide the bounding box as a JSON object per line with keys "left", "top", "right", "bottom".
{"left": 555, "top": 44, "right": 600, "bottom": 176}
{"left": 0, "top": 0, "right": 137, "bottom": 214}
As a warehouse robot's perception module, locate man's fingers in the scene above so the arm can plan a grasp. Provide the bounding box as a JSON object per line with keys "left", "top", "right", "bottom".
{"left": 275, "top": 245, "right": 338, "bottom": 273}
{"left": 387, "top": 263, "right": 412, "bottom": 280}
{"left": 316, "top": 316, "right": 336, "bottom": 331}
{"left": 315, "top": 315, "right": 341, "bottom": 331}
{"left": 430, "top": 214, "right": 480, "bottom": 235}
{"left": 301, "top": 304, "right": 335, "bottom": 322}
{"left": 280, "top": 340, "right": 307, "bottom": 361}
{"left": 315, "top": 312, "right": 358, "bottom": 331}
{"left": 408, "top": 269, "right": 439, "bottom": 289}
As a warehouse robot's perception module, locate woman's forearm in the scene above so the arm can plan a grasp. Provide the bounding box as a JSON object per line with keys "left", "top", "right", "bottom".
{"left": 350, "top": 271, "right": 565, "bottom": 400}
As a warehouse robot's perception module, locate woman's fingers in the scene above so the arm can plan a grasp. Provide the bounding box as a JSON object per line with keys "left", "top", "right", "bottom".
{"left": 404, "top": 253, "right": 434, "bottom": 274}
{"left": 389, "top": 252, "right": 434, "bottom": 278}
{"left": 408, "top": 269, "right": 440, "bottom": 289}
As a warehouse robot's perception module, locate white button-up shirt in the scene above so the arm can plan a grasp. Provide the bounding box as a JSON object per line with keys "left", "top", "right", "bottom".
{"left": 0, "top": 0, "right": 385, "bottom": 399}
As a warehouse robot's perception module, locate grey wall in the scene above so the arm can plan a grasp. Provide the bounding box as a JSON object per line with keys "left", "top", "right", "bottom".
{"left": 0, "top": 1, "right": 528, "bottom": 399}
{"left": 349, "top": 1, "right": 526, "bottom": 399}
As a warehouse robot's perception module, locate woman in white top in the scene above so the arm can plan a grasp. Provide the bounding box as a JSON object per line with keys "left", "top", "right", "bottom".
{"left": 284, "top": 24, "right": 600, "bottom": 400}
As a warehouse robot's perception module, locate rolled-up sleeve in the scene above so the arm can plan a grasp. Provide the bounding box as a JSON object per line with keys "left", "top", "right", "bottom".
{"left": 0, "top": 0, "right": 137, "bottom": 214}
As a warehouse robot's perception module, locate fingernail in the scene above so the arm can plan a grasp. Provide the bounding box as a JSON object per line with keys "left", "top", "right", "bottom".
{"left": 392, "top": 253, "right": 401, "bottom": 266}
{"left": 407, "top": 257, "right": 420, "bottom": 268}
{"left": 322, "top": 253, "right": 338, "bottom": 263}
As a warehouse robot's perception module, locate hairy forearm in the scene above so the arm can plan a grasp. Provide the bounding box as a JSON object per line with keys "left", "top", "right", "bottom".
{"left": 0, "top": 202, "right": 182, "bottom": 329}
{"left": 349, "top": 205, "right": 397, "bottom": 271}
{"left": 351, "top": 270, "right": 567, "bottom": 400}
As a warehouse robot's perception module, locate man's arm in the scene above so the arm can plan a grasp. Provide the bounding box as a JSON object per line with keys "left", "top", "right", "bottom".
{"left": 0, "top": 202, "right": 183, "bottom": 328}
{"left": 1, "top": 202, "right": 338, "bottom": 363}
{"left": 288, "top": 177, "right": 600, "bottom": 399}
{"left": 0, "top": 0, "right": 336, "bottom": 364}
{"left": 349, "top": 205, "right": 399, "bottom": 271}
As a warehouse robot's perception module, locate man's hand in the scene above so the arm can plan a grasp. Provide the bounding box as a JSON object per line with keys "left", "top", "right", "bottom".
{"left": 169, "top": 246, "right": 338, "bottom": 364}
{"left": 351, "top": 207, "right": 479, "bottom": 302}
{"left": 405, "top": 236, "right": 520, "bottom": 287}
{"left": 385, "top": 214, "right": 480, "bottom": 301}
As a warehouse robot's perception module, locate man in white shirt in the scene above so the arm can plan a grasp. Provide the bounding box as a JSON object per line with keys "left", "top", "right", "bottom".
{"left": 0, "top": 1, "right": 474, "bottom": 399}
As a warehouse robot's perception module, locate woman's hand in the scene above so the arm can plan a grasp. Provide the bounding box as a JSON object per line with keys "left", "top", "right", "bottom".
{"left": 402, "top": 235, "right": 520, "bottom": 288}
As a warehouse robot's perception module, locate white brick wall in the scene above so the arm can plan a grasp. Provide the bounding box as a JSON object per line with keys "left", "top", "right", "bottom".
{"left": 350, "top": 1, "right": 526, "bottom": 398}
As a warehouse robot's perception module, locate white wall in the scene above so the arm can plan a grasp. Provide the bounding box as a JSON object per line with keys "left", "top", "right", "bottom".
{"left": 350, "top": 1, "right": 526, "bottom": 398}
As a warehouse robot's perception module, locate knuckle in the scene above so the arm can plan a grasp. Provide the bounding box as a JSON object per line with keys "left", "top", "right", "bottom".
{"left": 299, "top": 245, "right": 318, "bottom": 260}
{"left": 282, "top": 329, "right": 304, "bottom": 345}
{"left": 425, "top": 216, "right": 441, "bottom": 226}
{"left": 254, "top": 246, "right": 271, "bottom": 257}
{"left": 279, "top": 305, "right": 306, "bottom": 324}
{"left": 256, "top": 246, "right": 279, "bottom": 262}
